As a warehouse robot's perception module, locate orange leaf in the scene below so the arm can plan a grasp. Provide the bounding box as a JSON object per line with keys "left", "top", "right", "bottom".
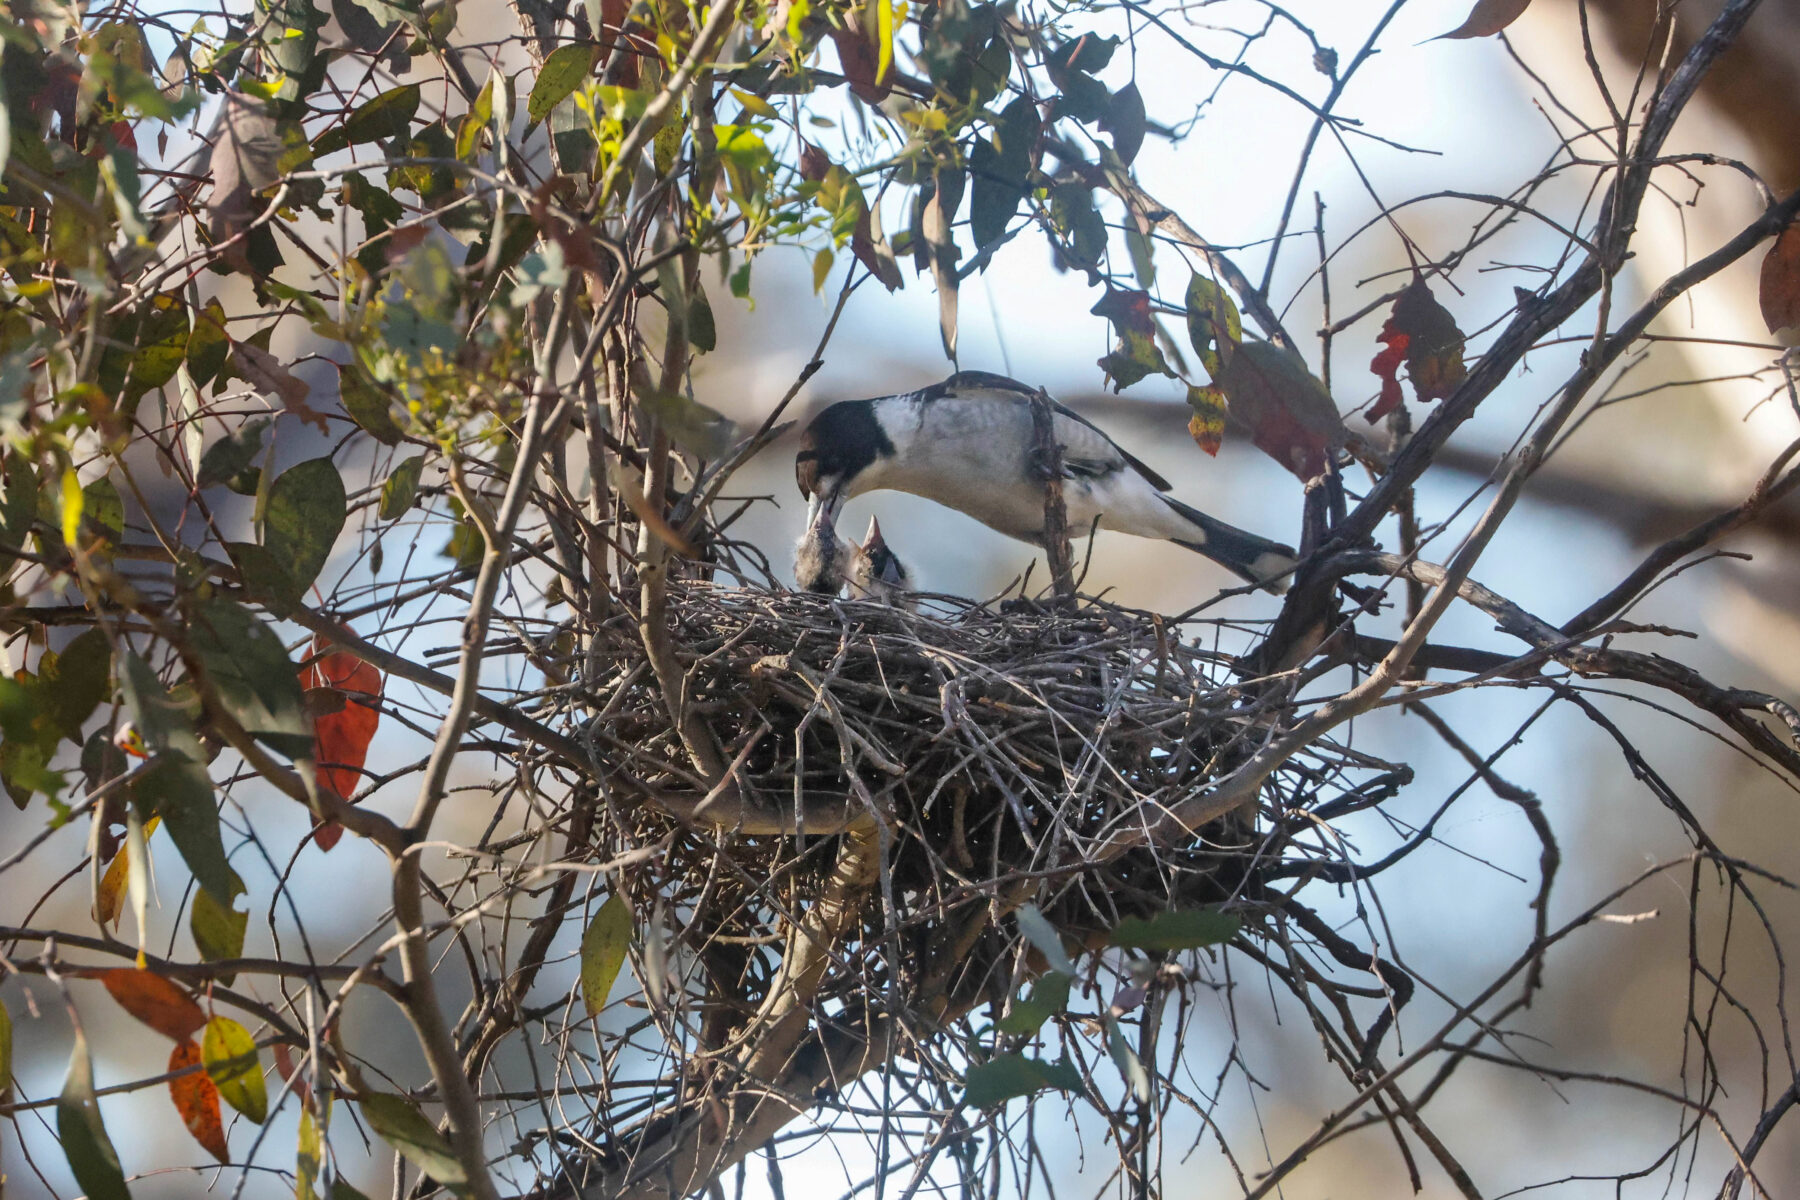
{"left": 1759, "top": 221, "right": 1800, "bottom": 344}
{"left": 96, "top": 968, "right": 207, "bottom": 1041}
{"left": 168, "top": 1040, "right": 229, "bottom": 1163}
{"left": 299, "top": 634, "right": 383, "bottom": 852}
{"left": 1432, "top": 0, "right": 1531, "bottom": 40}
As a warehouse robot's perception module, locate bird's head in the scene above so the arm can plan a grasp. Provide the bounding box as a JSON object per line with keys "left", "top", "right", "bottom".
{"left": 794, "top": 511, "right": 852, "bottom": 594}
{"left": 796, "top": 399, "right": 895, "bottom": 533}
{"left": 858, "top": 516, "right": 910, "bottom": 591}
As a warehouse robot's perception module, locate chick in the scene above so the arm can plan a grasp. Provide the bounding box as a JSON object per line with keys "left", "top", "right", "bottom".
{"left": 845, "top": 516, "right": 915, "bottom": 610}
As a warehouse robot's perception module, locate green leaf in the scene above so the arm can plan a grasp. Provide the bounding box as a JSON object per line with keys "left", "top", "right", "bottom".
{"left": 78, "top": 476, "right": 125, "bottom": 545}
{"left": 1108, "top": 907, "right": 1241, "bottom": 952}
{"left": 202, "top": 1016, "right": 267, "bottom": 1124}
{"left": 1100, "top": 81, "right": 1145, "bottom": 165}
{"left": 98, "top": 292, "right": 189, "bottom": 410}
{"left": 687, "top": 287, "right": 716, "bottom": 353}
{"left": 962, "top": 1053, "right": 1082, "bottom": 1108}
{"left": 346, "top": 0, "right": 422, "bottom": 25}
{"left": 190, "top": 874, "right": 248, "bottom": 984}
{"left": 58, "top": 1026, "right": 131, "bottom": 1200}
{"left": 185, "top": 300, "right": 231, "bottom": 389}
{"left": 380, "top": 455, "right": 425, "bottom": 520}
{"left": 0, "top": 456, "right": 37, "bottom": 567}
{"left": 198, "top": 417, "right": 271, "bottom": 490}
{"left": 1049, "top": 183, "right": 1105, "bottom": 272}
{"left": 257, "top": 0, "right": 322, "bottom": 100}
{"left": 528, "top": 44, "right": 599, "bottom": 123}
{"left": 188, "top": 596, "right": 313, "bottom": 759}
{"left": 634, "top": 387, "right": 737, "bottom": 461}
{"left": 314, "top": 84, "right": 420, "bottom": 155}
{"left": 579, "top": 894, "right": 632, "bottom": 1018}
{"left": 224, "top": 542, "right": 300, "bottom": 615}
{"left": 995, "top": 971, "right": 1070, "bottom": 1034}
{"left": 117, "top": 654, "right": 235, "bottom": 907}
{"left": 1105, "top": 1017, "right": 1150, "bottom": 1103}
{"left": 331, "top": 1180, "right": 373, "bottom": 1200}
{"left": 263, "top": 458, "right": 346, "bottom": 601}
{"left": 1185, "top": 273, "right": 1242, "bottom": 377}
{"left": 297, "top": 1104, "right": 324, "bottom": 1200}
{"left": 1015, "top": 904, "right": 1077, "bottom": 976}
{"left": 970, "top": 96, "right": 1039, "bottom": 251}
{"left": 338, "top": 365, "right": 404, "bottom": 446}
{"left": 1048, "top": 32, "right": 1119, "bottom": 74}
{"left": 360, "top": 1093, "right": 468, "bottom": 1186}
{"left": 40, "top": 628, "right": 111, "bottom": 745}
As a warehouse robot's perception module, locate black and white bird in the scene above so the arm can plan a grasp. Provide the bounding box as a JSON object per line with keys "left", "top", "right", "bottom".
{"left": 795, "top": 372, "right": 1297, "bottom": 591}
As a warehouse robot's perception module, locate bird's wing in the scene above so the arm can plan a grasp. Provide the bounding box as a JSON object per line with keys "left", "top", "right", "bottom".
{"left": 1050, "top": 401, "right": 1173, "bottom": 491}
{"left": 929, "top": 372, "right": 1173, "bottom": 491}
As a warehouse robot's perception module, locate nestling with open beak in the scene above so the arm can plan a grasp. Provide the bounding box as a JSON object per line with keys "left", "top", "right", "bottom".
{"left": 846, "top": 516, "right": 915, "bottom": 609}
{"left": 795, "top": 372, "right": 1297, "bottom": 592}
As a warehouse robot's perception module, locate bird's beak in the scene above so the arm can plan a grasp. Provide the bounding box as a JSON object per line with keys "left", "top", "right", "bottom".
{"left": 806, "top": 485, "right": 845, "bottom": 534}
{"left": 863, "top": 515, "right": 885, "bottom": 552}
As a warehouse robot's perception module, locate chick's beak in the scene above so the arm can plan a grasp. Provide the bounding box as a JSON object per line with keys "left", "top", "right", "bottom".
{"left": 862, "top": 515, "right": 887, "bottom": 553}
{"left": 806, "top": 485, "right": 845, "bottom": 534}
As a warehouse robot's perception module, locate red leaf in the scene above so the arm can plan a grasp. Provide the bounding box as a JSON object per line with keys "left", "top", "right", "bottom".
{"left": 1366, "top": 277, "right": 1466, "bottom": 423}
{"left": 1213, "top": 341, "right": 1346, "bottom": 481}
{"left": 1759, "top": 221, "right": 1800, "bottom": 343}
{"left": 1368, "top": 329, "right": 1409, "bottom": 422}
{"left": 299, "top": 634, "right": 383, "bottom": 851}
{"left": 169, "top": 1040, "right": 229, "bottom": 1163}
{"left": 94, "top": 968, "right": 207, "bottom": 1041}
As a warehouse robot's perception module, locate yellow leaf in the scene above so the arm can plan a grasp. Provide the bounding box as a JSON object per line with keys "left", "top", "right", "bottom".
{"left": 875, "top": 0, "right": 895, "bottom": 85}
{"left": 203, "top": 1016, "right": 268, "bottom": 1124}
{"left": 60, "top": 468, "right": 83, "bottom": 547}
{"left": 579, "top": 895, "right": 632, "bottom": 1019}
{"left": 94, "top": 814, "right": 159, "bottom": 931}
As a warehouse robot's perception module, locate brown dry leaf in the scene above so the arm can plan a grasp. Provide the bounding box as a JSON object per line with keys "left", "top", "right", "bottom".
{"left": 206, "top": 93, "right": 284, "bottom": 272}
{"left": 1432, "top": 0, "right": 1531, "bottom": 40}
{"left": 1759, "top": 221, "right": 1800, "bottom": 346}
{"left": 233, "top": 342, "right": 331, "bottom": 434}
{"left": 169, "top": 1039, "right": 229, "bottom": 1163}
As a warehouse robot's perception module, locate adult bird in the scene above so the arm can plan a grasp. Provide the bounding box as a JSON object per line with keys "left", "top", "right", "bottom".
{"left": 795, "top": 372, "right": 1296, "bottom": 591}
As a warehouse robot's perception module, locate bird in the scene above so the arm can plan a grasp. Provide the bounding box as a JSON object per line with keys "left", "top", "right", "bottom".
{"left": 795, "top": 372, "right": 1297, "bottom": 591}
{"left": 795, "top": 511, "right": 918, "bottom": 609}
{"left": 794, "top": 502, "right": 856, "bottom": 595}
{"left": 846, "top": 516, "right": 915, "bottom": 609}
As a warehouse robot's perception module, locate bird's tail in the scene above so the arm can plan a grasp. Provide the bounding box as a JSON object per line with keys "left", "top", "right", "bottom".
{"left": 1160, "top": 496, "right": 1298, "bottom": 593}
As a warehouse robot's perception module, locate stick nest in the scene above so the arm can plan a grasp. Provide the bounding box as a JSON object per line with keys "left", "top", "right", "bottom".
{"left": 571, "top": 584, "right": 1365, "bottom": 959}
